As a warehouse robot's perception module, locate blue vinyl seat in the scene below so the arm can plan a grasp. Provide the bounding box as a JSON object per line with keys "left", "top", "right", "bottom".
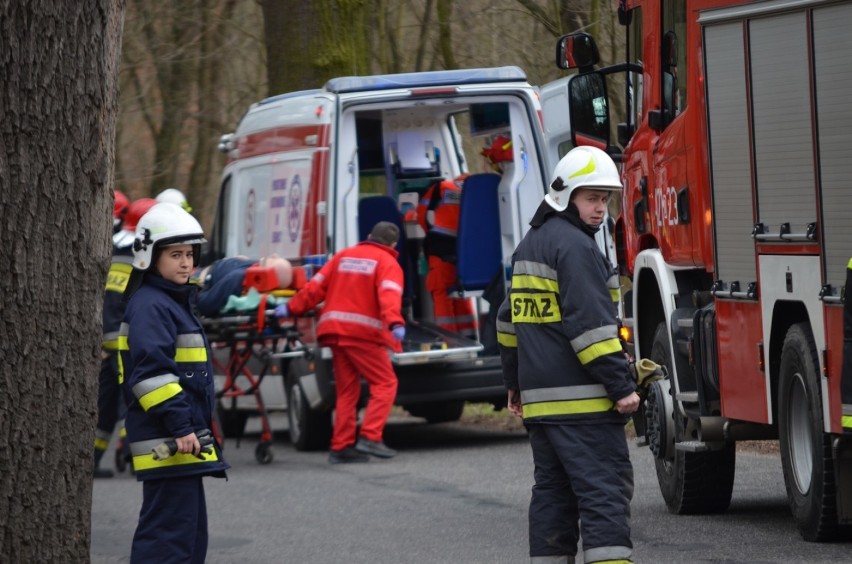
{"left": 455, "top": 173, "right": 503, "bottom": 295}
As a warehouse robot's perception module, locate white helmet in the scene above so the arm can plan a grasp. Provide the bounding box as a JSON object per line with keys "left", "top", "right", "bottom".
{"left": 132, "top": 203, "right": 206, "bottom": 270}
{"left": 155, "top": 187, "right": 192, "bottom": 212}
{"left": 545, "top": 146, "right": 622, "bottom": 212}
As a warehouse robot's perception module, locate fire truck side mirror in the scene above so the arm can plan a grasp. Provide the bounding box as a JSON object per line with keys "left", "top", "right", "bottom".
{"left": 556, "top": 32, "right": 600, "bottom": 71}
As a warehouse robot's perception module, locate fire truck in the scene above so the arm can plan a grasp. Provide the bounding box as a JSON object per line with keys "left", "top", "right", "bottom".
{"left": 208, "top": 68, "right": 616, "bottom": 452}
{"left": 556, "top": 0, "right": 852, "bottom": 541}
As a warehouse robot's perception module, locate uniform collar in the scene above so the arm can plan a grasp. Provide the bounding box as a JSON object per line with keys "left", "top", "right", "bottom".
{"left": 145, "top": 272, "right": 197, "bottom": 304}
{"left": 357, "top": 240, "right": 399, "bottom": 259}
{"left": 529, "top": 200, "right": 600, "bottom": 238}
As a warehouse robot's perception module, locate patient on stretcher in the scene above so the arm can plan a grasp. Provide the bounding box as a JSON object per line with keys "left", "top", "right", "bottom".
{"left": 194, "top": 255, "right": 293, "bottom": 317}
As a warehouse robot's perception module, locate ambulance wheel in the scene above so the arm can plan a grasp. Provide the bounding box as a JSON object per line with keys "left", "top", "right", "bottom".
{"left": 778, "top": 322, "right": 840, "bottom": 541}
{"left": 255, "top": 442, "right": 273, "bottom": 464}
{"left": 286, "top": 372, "right": 332, "bottom": 451}
{"left": 405, "top": 401, "right": 465, "bottom": 424}
{"left": 650, "top": 322, "right": 735, "bottom": 514}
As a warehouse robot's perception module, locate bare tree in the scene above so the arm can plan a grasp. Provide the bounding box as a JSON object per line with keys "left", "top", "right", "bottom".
{"left": 260, "top": 0, "right": 372, "bottom": 95}
{"left": 0, "top": 1, "right": 124, "bottom": 560}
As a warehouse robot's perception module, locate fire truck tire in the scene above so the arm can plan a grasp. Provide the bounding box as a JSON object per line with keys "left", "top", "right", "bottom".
{"left": 778, "top": 322, "right": 840, "bottom": 542}
{"left": 405, "top": 401, "right": 465, "bottom": 424}
{"left": 286, "top": 371, "right": 332, "bottom": 452}
{"left": 650, "top": 322, "right": 735, "bottom": 514}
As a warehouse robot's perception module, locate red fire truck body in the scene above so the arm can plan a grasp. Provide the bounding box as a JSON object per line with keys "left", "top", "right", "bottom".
{"left": 558, "top": 0, "right": 852, "bottom": 541}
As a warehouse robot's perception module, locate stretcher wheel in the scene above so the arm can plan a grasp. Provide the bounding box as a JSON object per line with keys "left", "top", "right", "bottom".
{"left": 255, "top": 442, "right": 273, "bottom": 464}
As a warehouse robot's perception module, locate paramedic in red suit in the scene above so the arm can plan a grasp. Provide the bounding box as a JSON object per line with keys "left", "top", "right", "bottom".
{"left": 416, "top": 177, "right": 477, "bottom": 336}
{"left": 276, "top": 221, "right": 405, "bottom": 463}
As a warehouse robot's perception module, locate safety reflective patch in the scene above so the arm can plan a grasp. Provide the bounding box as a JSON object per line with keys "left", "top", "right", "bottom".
{"left": 105, "top": 262, "right": 132, "bottom": 293}
{"left": 511, "top": 292, "right": 561, "bottom": 323}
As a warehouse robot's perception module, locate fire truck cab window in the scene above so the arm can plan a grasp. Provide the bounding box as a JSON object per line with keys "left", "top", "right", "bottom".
{"left": 662, "top": 0, "right": 687, "bottom": 119}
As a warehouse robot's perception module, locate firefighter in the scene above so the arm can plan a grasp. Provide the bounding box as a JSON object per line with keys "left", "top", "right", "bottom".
{"left": 416, "top": 176, "right": 477, "bottom": 336}
{"left": 113, "top": 190, "right": 129, "bottom": 234}
{"left": 119, "top": 202, "right": 229, "bottom": 563}
{"left": 155, "top": 186, "right": 192, "bottom": 213}
{"left": 497, "top": 146, "right": 640, "bottom": 564}
{"left": 843, "top": 258, "right": 852, "bottom": 432}
{"left": 94, "top": 196, "right": 158, "bottom": 478}
{"left": 275, "top": 221, "right": 405, "bottom": 463}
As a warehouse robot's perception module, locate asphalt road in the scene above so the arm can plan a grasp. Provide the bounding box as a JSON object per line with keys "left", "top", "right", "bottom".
{"left": 91, "top": 413, "right": 852, "bottom": 563}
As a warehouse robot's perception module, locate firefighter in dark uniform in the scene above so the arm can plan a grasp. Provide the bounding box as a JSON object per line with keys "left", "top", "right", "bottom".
{"left": 842, "top": 258, "right": 852, "bottom": 432}
{"left": 94, "top": 196, "right": 157, "bottom": 478}
{"left": 497, "top": 146, "right": 640, "bottom": 564}
{"left": 119, "top": 202, "right": 229, "bottom": 563}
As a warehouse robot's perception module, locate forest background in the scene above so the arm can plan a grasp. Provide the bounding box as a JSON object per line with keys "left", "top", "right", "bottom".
{"left": 119, "top": 0, "right": 623, "bottom": 230}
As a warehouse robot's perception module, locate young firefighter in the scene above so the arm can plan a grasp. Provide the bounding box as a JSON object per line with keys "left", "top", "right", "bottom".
{"left": 119, "top": 203, "right": 229, "bottom": 563}
{"left": 497, "top": 146, "right": 640, "bottom": 564}
{"left": 275, "top": 221, "right": 406, "bottom": 463}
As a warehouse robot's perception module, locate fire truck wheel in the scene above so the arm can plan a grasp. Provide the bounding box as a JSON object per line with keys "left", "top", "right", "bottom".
{"left": 650, "top": 321, "right": 735, "bottom": 514}
{"left": 286, "top": 370, "right": 332, "bottom": 452}
{"left": 778, "top": 322, "right": 839, "bottom": 542}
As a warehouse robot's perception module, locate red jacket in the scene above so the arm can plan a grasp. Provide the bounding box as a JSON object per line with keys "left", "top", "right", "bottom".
{"left": 287, "top": 241, "right": 405, "bottom": 351}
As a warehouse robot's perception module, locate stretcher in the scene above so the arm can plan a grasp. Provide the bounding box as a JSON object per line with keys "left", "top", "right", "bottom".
{"left": 202, "top": 303, "right": 304, "bottom": 464}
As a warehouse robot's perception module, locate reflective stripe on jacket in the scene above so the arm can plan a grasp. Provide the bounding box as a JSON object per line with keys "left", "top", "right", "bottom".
{"left": 119, "top": 274, "right": 229, "bottom": 481}
{"left": 498, "top": 211, "right": 634, "bottom": 424}
{"left": 842, "top": 258, "right": 852, "bottom": 431}
{"left": 102, "top": 250, "right": 133, "bottom": 350}
{"left": 286, "top": 241, "right": 405, "bottom": 351}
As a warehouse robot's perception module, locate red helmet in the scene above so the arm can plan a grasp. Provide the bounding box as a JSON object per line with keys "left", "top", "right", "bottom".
{"left": 113, "top": 191, "right": 130, "bottom": 221}
{"left": 123, "top": 198, "right": 158, "bottom": 233}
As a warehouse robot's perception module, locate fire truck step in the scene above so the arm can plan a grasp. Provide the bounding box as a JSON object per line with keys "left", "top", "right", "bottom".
{"left": 675, "top": 440, "right": 710, "bottom": 452}
{"left": 676, "top": 391, "right": 699, "bottom": 403}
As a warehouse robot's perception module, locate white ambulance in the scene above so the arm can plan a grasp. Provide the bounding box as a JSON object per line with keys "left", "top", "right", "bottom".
{"left": 209, "top": 67, "right": 614, "bottom": 450}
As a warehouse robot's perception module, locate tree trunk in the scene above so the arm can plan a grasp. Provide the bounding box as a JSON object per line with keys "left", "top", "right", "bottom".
{"left": 436, "top": 0, "right": 457, "bottom": 70}
{"left": 187, "top": 0, "right": 238, "bottom": 229}
{"left": 261, "top": 0, "right": 371, "bottom": 95}
{"left": 0, "top": 1, "right": 123, "bottom": 561}
{"left": 137, "top": 1, "right": 200, "bottom": 193}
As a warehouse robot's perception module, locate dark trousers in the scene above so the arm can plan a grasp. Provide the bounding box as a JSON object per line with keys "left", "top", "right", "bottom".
{"left": 131, "top": 475, "right": 208, "bottom": 564}
{"left": 96, "top": 354, "right": 123, "bottom": 436}
{"left": 527, "top": 422, "right": 634, "bottom": 562}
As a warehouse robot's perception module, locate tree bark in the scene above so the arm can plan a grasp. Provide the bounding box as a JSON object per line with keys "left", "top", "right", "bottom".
{"left": 436, "top": 0, "right": 457, "bottom": 70}
{"left": 261, "top": 0, "right": 371, "bottom": 95}
{"left": 187, "top": 0, "right": 238, "bottom": 229}
{"left": 0, "top": 1, "right": 124, "bottom": 560}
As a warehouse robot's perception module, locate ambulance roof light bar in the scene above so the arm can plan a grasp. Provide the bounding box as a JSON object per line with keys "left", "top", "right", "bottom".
{"left": 324, "top": 66, "right": 527, "bottom": 94}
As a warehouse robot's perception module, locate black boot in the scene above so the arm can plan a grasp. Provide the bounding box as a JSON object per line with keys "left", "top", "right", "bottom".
{"left": 94, "top": 448, "right": 114, "bottom": 479}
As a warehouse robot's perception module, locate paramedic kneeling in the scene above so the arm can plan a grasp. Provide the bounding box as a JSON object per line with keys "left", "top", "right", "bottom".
{"left": 119, "top": 203, "right": 229, "bottom": 564}
{"left": 275, "top": 221, "right": 405, "bottom": 463}
{"left": 497, "top": 146, "right": 639, "bottom": 564}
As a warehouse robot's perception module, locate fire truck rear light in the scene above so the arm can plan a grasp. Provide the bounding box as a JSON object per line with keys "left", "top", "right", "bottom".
{"left": 822, "top": 349, "right": 829, "bottom": 377}
{"left": 410, "top": 87, "right": 459, "bottom": 96}
{"left": 757, "top": 342, "right": 765, "bottom": 373}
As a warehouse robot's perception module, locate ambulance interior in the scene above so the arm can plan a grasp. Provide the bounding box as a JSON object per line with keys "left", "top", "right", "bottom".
{"left": 334, "top": 97, "right": 546, "bottom": 363}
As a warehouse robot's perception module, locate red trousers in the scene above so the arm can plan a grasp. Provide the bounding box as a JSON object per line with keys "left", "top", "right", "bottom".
{"left": 329, "top": 339, "right": 398, "bottom": 451}
{"left": 426, "top": 256, "right": 477, "bottom": 336}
